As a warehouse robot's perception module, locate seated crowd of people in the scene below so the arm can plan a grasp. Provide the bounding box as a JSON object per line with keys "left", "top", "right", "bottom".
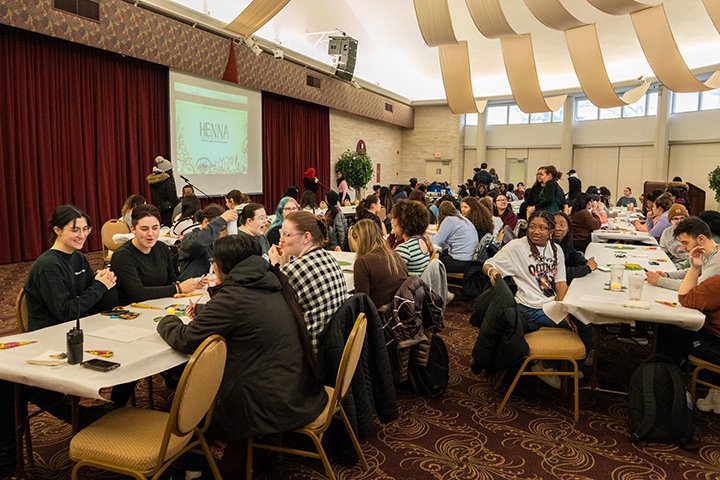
{"left": 10, "top": 162, "right": 720, "bottom": 477}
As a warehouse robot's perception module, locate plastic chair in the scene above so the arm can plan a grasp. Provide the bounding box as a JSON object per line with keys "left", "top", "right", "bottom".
{"left": 688, "top": 355, "right": 720, "bottom": 401}
{"left": 101, "top": 219, "right": 130, "bottom": 267}
{"left": 498, "top": 328, "right": 586, "bottom": 421}
{"left": 69, "top": 335, "right": 227, "bottom": 480}
{"left": 246, "top": 314, "right": 369, "bottom": 480}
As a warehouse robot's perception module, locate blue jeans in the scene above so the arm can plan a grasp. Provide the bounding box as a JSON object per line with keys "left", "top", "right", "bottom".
{"left": 518, "top": 305, "right": 596, "bottom": 358}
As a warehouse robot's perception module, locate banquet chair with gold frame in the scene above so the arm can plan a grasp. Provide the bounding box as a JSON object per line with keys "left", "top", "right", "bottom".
{"left": 69, "top": 335, "right": 227, "bottom": 480}
{"left": 246, "top": 313, "right": 369, "bottom": 480}
{"left": 688, "top": 355, "right": 720, "bottom": 401}
{"left": 101, "top": 219, "right": 130, "bottom": 267}
{"left": 498, "top": 327, "right": 586, "bottom": 421}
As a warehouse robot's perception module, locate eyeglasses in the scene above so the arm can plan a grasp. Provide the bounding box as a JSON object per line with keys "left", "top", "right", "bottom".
{"left": 254, "top": 215, "right": 268, "bottom": 222}
{"left": 283, "top": 206, "right": 299, "bottom": 212}
{"left": 528, "top": 225, "right": 549, "bottom": 232}
{"left": 69, "top": 226, "right": 92, "bottom": 234}
{"left": 281, "top": 230, "right": 303, "bottom": 238}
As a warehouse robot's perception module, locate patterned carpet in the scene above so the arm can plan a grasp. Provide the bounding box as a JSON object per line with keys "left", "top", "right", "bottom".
{"left": 1, "top": 254, "right": 719, "bottom": 479}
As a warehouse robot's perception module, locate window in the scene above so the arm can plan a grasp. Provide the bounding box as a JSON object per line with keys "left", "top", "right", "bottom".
{"left": 530, "top": 112, "right": 551, "bottom": 123}
{"left": 700, "top": 89, "right": 720, "bottom": 110}
{"left": 486, "top": 106, "right": 508, "bottom": 125}
{"left": 622, "top": 95, "right": 646, "bottom": 118}
{"left": 576, "top": 99, "right": 598, "bottom": 121}
{"left": 465, "top": 113, "right": 479, "bottom": 126}
{"left": 673, "top": 92, "right": 700, "bottom": 113}
{"left": 508, "top": 105, "right": 529, "bottom": 124}
{"left": 646, "top": 91, "right": 658, "bottom": 115}
{"left": 599, "top": 107, "right": 621, "bottom": 120}
{"left": 552, "top": 105, "right": 564, "bottom": 122}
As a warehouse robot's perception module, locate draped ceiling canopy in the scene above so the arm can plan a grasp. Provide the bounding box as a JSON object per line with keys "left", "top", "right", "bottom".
{"left": 153, "top": 0, "right": 720, "bottom": 108}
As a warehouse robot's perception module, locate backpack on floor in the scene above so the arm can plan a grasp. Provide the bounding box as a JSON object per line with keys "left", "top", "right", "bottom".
{"left": 410, "top": 335, "right": 449, "bottom": 398}
{"left": 627, "top": 355, "right": 694, "bottom": 446}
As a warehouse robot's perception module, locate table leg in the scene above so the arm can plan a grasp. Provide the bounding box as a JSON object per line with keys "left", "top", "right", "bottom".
{"left": 13, "top": 384, "right": 26, "bottom": 480}
{"left": 70, "top": 397, "right": 80, "bottom": 434}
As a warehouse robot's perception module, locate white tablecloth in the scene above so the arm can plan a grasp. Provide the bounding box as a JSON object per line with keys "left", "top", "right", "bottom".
{"left": 328, "top": 250, "right": 356, "bottom": 292}
{"left": 0, "top": 296, "right": 195, "bottom": 400}
{"left": 591, "top": 228, "right": 657, "bottom": 246}
{"left": 544, "top": 243, "right": 704, "bottom": 331}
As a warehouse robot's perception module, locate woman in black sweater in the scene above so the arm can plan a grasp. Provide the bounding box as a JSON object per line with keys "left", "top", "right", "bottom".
{"left": 111, "top": 204, "right": 205, "bottom": 305}
{"left": 554, "top": 212, "right": 597, "bottom": 284}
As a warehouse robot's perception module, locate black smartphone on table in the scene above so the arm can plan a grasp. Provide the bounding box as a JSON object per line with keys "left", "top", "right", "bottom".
{"left": 81, "top": 359, "right": 121, "bottom": 372}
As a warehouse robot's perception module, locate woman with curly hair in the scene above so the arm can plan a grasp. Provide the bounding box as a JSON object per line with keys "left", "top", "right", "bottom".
{"left": 483, "top": 211, "right": 595, "bottom": 388}
{"left": 392, "top": 200, "right": 433, "bottom": 276}
{"left": 349, "top": 219, "right": 408, "bottom": 307}
{"left": 460, "top": 196, "right": 493, "bottom": 239}
{"left": 435, "top": 201, "right": 479, "bottom": 273}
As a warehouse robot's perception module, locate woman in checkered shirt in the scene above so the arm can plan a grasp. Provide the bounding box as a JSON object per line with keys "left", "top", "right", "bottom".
{"left": 269, "top": 211, "right": 348, "bottom": 351}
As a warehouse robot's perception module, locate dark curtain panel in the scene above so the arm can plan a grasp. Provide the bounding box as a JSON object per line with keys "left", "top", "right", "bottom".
{"left": 0, "top": 25, "right": 168, "bottom": 264}
{"left": 261, "top": 92, "right": 331, "bottom": 210}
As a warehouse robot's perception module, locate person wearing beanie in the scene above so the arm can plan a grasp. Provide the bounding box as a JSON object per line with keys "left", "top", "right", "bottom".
{"left": 659, "top": 204, "right": 689, "bottom": 268}
{"left": 147, "top": 156, "right": 178, "bottom": 227}
{"left": 303, "top": 167, "right": 319, "bottom": 193}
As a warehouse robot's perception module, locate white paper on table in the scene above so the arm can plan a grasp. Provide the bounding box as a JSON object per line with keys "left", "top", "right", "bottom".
{"left": 26, "top": 349, "right": 66, "bottom": 366}
{"left": 87, "top": 325, "right": 156, "bottom": 343}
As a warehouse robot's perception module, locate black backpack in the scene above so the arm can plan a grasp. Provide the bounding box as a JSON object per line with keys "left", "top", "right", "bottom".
{"left": 410, "top": 335, "right": 449, "bottom": 398}
{"left": 627, "top": 355, "right": 694, "bottom": 446}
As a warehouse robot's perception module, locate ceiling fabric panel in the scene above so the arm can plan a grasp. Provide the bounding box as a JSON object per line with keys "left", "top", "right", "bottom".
{"left": 565, "top": 25, "right": 649, "bottom": 108}
{"left": 500, "top": 35, "right": 566, "bottom": 113}
{"left": 465, "top": 0, "right": 517, "bottom": 38}
{"left": 585, "top": 0, "right": 649, "bottom": 15}
{"left": 702, "top": 0, "right": 720, "bottom": 34}
{"left": 413, "top": 0, "right": 458, "bottom": 47}
{"left": 631, "top": 4, "right": 720, "bottom": 92}
{"left": 438, "top": 41, "right": 487, "bottom": 114}
{"left": 225, "top": 0, "right": 290, "bottom": 36}
{"left": 523, "top": 0, "right": 649, "bottom": 108}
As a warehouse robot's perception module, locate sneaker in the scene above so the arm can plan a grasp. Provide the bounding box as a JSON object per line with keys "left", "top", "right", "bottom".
{"left": 584, "top": 349, "right": 595, "bottom": 367}
{"left": 446, "top": 291, "right": 455, "bottom": 304}
{"left": 696, "top": 389, "right": 720, "bottom": 413}
{"left": 577, "top": 370, "right": 584, "bottom": 380}
{"left": 531, "top": 362, "right": 561, "bottom": 389}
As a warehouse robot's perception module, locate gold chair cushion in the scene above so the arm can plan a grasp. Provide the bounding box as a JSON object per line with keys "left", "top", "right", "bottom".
{"left": 525, "top": 328, "right": 586, "bottom": 359}
{"left": 304, "top": 386, "right": 335, "bottom": 430}
{"left": 70, "top": 407, "right": 192, "bottom": 472}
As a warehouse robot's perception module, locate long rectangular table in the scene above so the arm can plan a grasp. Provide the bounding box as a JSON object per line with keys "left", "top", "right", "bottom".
{"left": 544, "top": 242, "right": 704, "bottom": 331}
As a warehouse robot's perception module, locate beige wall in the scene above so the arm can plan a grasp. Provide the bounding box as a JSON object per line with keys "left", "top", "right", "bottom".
{"left": 669, "top": 143, "right": 720, "bottom": 210}
{"left": 400, "top": 106, "right": 463, "bottom": 186}
{"left": 329, "top": 109, "right": 403, "bottom": 196}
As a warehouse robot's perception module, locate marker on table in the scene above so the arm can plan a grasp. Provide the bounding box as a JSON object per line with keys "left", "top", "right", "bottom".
{"left": 0, "top": 341, "right": 37, "bottom": 349}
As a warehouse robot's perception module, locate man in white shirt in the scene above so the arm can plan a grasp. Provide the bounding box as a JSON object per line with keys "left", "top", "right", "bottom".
{"left": 483, "top": 211, "right": 595, "bottom": 388}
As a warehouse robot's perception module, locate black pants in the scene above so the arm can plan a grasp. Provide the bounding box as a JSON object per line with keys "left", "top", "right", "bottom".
{"left": 0, "top": 381, "right": 15, "bottom": 475}
{"left": 439, "top": 252, "right": 470, "bottom": 274}
{"left": 657, "top": 326, "right": 720, "bottom": 386}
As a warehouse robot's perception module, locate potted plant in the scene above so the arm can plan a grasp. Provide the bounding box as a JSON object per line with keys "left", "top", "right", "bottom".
{"left": 336, "top": 149, "right": 374, "bottom": 200}
{"left": 709, "top": 166, "right": 720, "bottom": 205}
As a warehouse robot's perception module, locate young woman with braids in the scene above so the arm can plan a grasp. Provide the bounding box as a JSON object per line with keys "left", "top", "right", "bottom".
{"left": 483, "top": 211, "right": 596, "bottom": 388}
{"left": 158, "top": 234, "right": 327, "bottom": 470}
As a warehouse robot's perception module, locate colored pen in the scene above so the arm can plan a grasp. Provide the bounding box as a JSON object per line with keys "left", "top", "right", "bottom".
{"left": 655, "top": 300, "right": 677, "bottom": 307}
{"left": 85, "top": 350, "right": 114, "bottom": 357}
{"left": 0, "top": 341, "right": 37, "bottom": 349}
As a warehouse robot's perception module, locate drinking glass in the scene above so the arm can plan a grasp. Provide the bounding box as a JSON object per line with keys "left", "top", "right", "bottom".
{"left": 610, "top": 264, "right": 625, "bottom": 291}
{"left": 628, "top": 273, "right": 644, "bottom": 301}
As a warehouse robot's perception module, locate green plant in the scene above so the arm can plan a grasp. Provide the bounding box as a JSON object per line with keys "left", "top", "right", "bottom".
{"left": 336, "top": 149, "right": 374, "bottom": 192}
{"left": 709, "top": 166, "right": 720, "bottom": 203}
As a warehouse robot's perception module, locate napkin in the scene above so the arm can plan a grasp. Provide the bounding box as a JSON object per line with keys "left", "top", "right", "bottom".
{"left": 26, "top": 349, "right": 66, "bottom": 366}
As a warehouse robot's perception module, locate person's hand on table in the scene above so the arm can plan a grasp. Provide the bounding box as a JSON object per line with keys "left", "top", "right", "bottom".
{"left": 95, "top": 269, "right": 116, "bottom": 290}
{"left": 645, "top": 270, "right": 667, "bottom": 285}
{"left": 186, "top": 299, "right": 197, "bottom": 320}
{"left": 586, "top": 257, "right": 597, "bottom": 271}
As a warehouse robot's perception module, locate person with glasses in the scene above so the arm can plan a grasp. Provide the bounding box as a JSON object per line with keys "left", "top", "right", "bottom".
{"left": 268, "top": 211, "right": 347, "bottom": 351}
{"left": 237, "top": 203, "right": 271, "bottom": 257}
{"left": 25, "top": 205, "right": 118, "bottom": 331}
{"left": 111, "top": 204, "right": 205, "bottom": 305}
{"left": 493, "top": 193, "right": 518, "bottom": 231}
{"left": 266, "top": 197, "right": 300, "bottom": 246}
{"left": 483, "top": 211, "right": 595, "bottom": 388}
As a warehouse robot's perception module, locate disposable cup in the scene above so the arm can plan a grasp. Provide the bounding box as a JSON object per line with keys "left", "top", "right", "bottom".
{"left": 610, "top": 264, "right": 625, "bottom": 291}
{"left": 628, "top": 273, "right": 644, "bottom": 301}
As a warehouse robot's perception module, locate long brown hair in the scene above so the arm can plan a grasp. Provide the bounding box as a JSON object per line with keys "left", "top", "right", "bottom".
{"left": 438, "top": 201, "right": 466, "bottom": 226}
{"left": 461, "top": 197, "right": 493, "bottom": 236}
{"left": 349, "top": 219, "right": 404, "bottom": 276}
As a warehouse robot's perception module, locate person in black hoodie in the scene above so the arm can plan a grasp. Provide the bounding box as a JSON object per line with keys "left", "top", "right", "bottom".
{"left": 157, "top": 234, "right": 327, "bottom": 472}
{"left": 147, "top": 156, "right": 178, "bottom": 227}
{"left": 553, "top": 212, "right": 597, "bottom": 284}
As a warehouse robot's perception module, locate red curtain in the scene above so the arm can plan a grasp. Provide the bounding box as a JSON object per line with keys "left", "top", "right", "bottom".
{"left": 261, "top": 92, "right": 330, "bottom": 210}
{"left": 0, "top": 25, "right": 168, "bottom": 264}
